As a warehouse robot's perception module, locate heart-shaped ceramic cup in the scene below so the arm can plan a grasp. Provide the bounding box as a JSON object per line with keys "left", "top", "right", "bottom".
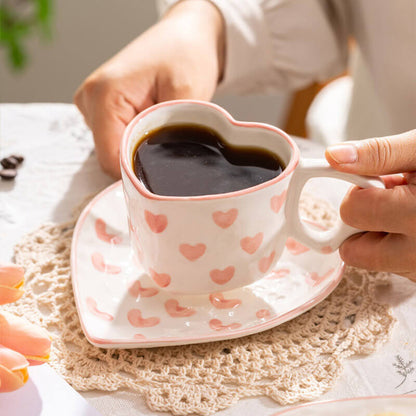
{"left": 120, "top": 100, "right": 383, "bottom": 294}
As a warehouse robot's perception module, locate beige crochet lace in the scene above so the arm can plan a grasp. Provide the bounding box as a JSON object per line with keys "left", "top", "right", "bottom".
{"left": 5, "top": 195, "right": 396, "bottom": 416}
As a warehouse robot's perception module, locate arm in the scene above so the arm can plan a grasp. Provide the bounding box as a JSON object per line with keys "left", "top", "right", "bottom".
{"left": 160, "top": 0, "right": 349, "bottom": 94}
{"left": 74, "top": 0, "right": 224, "bottom": 178}
{"left": 76, "top": 0, "right": 348, "bottom": 178}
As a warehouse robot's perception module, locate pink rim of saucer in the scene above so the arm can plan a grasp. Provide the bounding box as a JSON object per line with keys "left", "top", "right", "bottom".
{"left": 71, "top": 181, "right": 345, "bottom": 347}
{"left": 271, "top": 394, "right": 416, "bottom": 415}
{"left": 120, "top": 99, "right": 300, "bottom": 201}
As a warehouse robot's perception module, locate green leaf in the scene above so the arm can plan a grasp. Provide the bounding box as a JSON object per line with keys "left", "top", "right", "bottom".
{"left": 0, "top": 0, "right": 54, "bottom": 70}
{"left": 35, "top": 0, "right": 52, "bottom": 36}
{"left": 9, "top": 35, "right": 27, "bottom": 70}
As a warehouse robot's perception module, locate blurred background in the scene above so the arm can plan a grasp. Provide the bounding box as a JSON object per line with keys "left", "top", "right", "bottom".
{"left": 5, "top": 0, "right": 383, "bottom": 144}
{"left": 0, "top": 0, "right": 291, "bottom": 127}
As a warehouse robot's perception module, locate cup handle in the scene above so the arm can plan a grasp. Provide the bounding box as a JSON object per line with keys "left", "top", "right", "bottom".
{"left": 285, "top": 158, "right": 385, "bottom": 252}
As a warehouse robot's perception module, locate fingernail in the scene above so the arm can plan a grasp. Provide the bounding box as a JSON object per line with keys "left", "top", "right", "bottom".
{"left": 327, "top": 144, "right": 358, "bottom": 164}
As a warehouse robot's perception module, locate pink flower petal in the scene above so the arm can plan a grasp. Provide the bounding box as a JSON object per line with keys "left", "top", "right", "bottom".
{"left": 0, "top": 312, "right": 51, "bottom": 362}
{"left": 0, "top": 345, "right": 29, "bottom": 392}
{"left": 0, "top": 263, "right": 24, "bottom": 289}
{"left": 0, "top": 286, "right": 24, "bottom": 305}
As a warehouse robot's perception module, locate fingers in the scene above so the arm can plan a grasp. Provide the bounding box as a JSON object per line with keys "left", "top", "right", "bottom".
{"left": 340, "top": 232, "right": 416, "bottom": 278}
{"left": 382, "top": 174, "right": 407, "bottom": 189}
{"left": 325, "top": 129, "right": 416, "bottom": 175}
{"left": 74, "top": 76, "right": 142, "bottom": 179}
{"left": 74, "top": 2, "right": 224, "bottom": 178}
{"left": 340, "top": 184, "right": 416, "bottom": 235}
{"left": 89, "top": 101, "right": 133, "bottom": 180}
{"left": 404, "top": 172, "right": 416, "bottom": 185}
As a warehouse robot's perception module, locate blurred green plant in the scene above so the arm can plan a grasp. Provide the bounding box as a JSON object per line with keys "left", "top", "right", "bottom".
{"left": 0, "top": 0, "right": 53, "bottom": 70}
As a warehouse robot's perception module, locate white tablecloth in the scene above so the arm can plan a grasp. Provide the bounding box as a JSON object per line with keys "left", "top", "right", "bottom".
{"left": 1, "top": 103, "right": 416, "bottom": 416}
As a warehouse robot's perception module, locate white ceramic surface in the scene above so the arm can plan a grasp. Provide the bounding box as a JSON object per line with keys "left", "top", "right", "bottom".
{"left": 71, "top": 181, "right": 344, "bottom": 348}
{"left": 272, "top": 395, "right": 416, "bottom": 416}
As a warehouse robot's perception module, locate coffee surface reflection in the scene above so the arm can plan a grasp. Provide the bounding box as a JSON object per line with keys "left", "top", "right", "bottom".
{"left": 133, "top": 124, "right": 285, "bottom": 197}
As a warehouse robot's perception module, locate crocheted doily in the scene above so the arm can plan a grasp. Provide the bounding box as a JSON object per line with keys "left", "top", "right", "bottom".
{"left": 5, "top": 195, "right": 396, "bottom": 415}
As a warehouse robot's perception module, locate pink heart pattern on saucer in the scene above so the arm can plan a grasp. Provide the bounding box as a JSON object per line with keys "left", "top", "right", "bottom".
{"left": 127, "top": 309, "right": 160, "bottom": 327}
{"left": 149, "top": 268, "right": 171, "bottom": 288}
{"left": 209, "top": 293, "right": 241, "bottom": 309}
{"left": 128, "top": 280, "right": 159, "bottom": 298}
{"left": 71, "top": 182, "right": 344, "bottom": 348}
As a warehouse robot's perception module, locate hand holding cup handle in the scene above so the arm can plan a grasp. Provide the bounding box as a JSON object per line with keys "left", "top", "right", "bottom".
{"left": 121, "top": 100, "right": 388, "bottom": 295}
{"left": 285, "top": 158, "right": 385, "bottom": 253}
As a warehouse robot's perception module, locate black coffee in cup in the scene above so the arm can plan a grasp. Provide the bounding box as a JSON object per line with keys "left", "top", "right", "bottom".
{"left": 132, "top": 124, "right": 285, "bottom": 197}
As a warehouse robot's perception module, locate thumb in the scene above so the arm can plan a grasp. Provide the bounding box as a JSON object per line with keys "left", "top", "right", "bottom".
{"left": 325, "top": 129, "right": 416, "bottom": 175}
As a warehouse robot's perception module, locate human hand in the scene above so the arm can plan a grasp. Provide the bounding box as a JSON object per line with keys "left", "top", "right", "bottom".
{"left": 0, "top": 264, "right": 51, "bottom": 392}
{"left": 325, "top": 129, "right": 416, "bottom": 281}
{"left": 74, "top": 0, "right": 225, "bottom": 178}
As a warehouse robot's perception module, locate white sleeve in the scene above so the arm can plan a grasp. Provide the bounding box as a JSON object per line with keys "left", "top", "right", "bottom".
{"left": 157, "top": 0, "right": 349, "bottom": 94}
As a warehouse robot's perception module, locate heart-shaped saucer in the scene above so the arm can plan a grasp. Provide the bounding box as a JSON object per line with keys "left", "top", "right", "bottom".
{"left": 71, "top": 181, "right": 344, "bottom": 348}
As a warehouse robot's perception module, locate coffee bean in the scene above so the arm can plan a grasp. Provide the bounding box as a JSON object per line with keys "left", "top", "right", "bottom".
{"left": 10, "top": 154, "right": 24, "bottom": 164}
{"left": 8, "top": 157, "right": 19, "bottom": 167}
{"left": 1, "top": 157, "right": 18, "bottom": 169}
{"left": 0, "top": 169, "right": 17, "bottom": 180}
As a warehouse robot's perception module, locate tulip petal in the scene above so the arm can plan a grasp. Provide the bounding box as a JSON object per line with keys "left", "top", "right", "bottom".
{"left": 0, "top": 344, "right": 29, "bottom": 392}
{"left": 0, "top": 312, "right": 51, "bottom": 362}
{"left": 0, "top": 345, "right": 28, "bottom": 372}
{"left": 0, "top": 364, "right": 28, "bottom": 392}
{"left": 0, "top": 264, "right": 25, "bottom": 288}
{"left": 0, "top": 285, "right": 24, "bottom": 305}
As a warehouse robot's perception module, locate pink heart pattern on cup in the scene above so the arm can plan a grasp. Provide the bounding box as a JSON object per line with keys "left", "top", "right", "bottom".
{"left": 165, "top": 299, "right": 196, "bottom": 318}
{"left": 179, "top": 243, "right": 206, "bottom": 261}
{"left": 258, "top": 251, "right": 276, "bottom": 273}
{"left": 320, "top": 246, "right": 333, "bottom": 254}
{"left": 128, "top": 280, "right": 159, "bottom": 298}
{"left": 212, "top": 208, "right": 238, "bottom": 229}
{"left": 240, "top": 232, "right": 263, "bottom": 254}
{"left": 209, "top": 266, "right": 235, "bottom": 285}
{"left": 144, "top": 210, "right": 168, "bottom": 234}
{"left": 285, "top": 238, "right": 310, "bottom": 255}
{"left": 270, "top": 190, "right": 287, "bottom": 214}
{"left": 149, "top": 268, "right": 171, "bottom": 288}
{"left": 209, "top": 293, "right": 241, "bottom": 309}
{"left": 91, "top": 252, "right": 121, "bottom": 274}
{"left": 127, "top": 309, "right": 160, "bottom": 327}
{"left": 209, "top": 319, "right": 242, "bottom": 331}
{"left": 95, "top": 218, "right": 122, "bottom": 244}
{"left": 86, "top": 297, "right": 114, "bottom": 321}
